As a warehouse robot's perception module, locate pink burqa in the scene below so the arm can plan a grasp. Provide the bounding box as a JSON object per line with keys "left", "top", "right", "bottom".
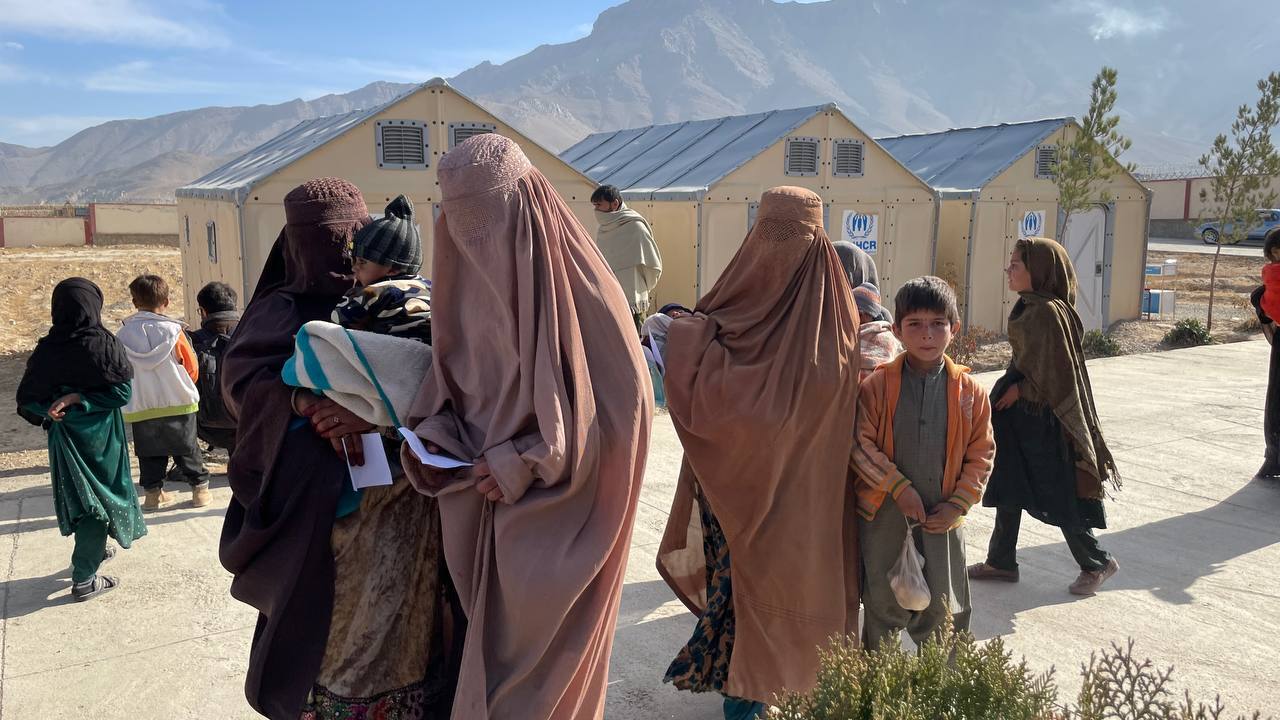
{"left": 401, "top": 134, "right": 652, "bottom": 720}
{"left": 657, "top": 186, "right": 862, "bottom": 703}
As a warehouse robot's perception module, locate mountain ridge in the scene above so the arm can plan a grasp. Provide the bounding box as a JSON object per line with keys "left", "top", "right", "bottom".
{"left": 4, "top": 0, "right": 1276, "bottom": 202}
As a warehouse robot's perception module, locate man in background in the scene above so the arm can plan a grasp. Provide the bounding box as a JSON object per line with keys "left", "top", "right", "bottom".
{"left": 592, "top": 184, "right": 662, "bottom": 331}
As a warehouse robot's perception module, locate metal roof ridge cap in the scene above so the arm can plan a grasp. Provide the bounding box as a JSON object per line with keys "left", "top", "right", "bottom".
{"left": 875, "top": 116, "right": 1076, "bottom": 141}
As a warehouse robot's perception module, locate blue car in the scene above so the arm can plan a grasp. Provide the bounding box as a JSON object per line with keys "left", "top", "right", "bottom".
{"left": 1197, "top": 209, "right": 1280, "bottom": 245}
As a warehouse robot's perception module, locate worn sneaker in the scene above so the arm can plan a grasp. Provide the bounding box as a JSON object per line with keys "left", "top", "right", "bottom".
{"left": 72, "top": 575, "right": 119, "bottom": 602}
{"left": 967, "top": 562, "right": 1020, "bottom": 583}
{"left": 141, "top": 489, "right": 175, "bottom": 512}
{"left": 1069, "top": 558, "right": 1120, "bottom": 596}
{"left": 191, "top": 484, "right": 213, "bottom": 508}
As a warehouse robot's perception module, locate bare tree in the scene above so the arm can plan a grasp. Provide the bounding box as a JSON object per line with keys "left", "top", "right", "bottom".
{"left": 1055, "top": 67, "right": 1135, "bottom": 242}
{"left": 1199, "top": 72, "right": 1280, "bottom": 332}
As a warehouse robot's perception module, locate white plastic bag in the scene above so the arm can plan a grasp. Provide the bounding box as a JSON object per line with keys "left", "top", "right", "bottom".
{"left": 889, "top": 522, "right": 931, "bottom": 612}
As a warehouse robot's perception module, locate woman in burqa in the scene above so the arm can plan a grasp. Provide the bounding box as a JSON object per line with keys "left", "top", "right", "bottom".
{"left": 969, "top": 236, "right": 1121, "bottom": 597}
{"left": 400, "top": 134, "right": 651, "bottom": 720}
{"left": 656, "top": 186, "right": 862, "bottom": 719}
{"left": 219, "top": 178, "right": 456, "bottom": 719}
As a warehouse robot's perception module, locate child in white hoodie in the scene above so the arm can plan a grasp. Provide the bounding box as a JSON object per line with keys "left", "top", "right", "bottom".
{"left": 118, "top": 275, "right": 209, "bottom": 511}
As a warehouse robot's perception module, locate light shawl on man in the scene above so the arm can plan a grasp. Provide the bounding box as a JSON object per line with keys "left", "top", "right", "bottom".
{"left": 218, "top": 178, "right": 371, "bottom": 719}
{"left": 595, "top": 204, "right": 662, "bottom": 314}
{"left": 656, "top": 186, "right": 862, "bottom": 702}
{"left": 401, "top": 134, "right": 651, "bottom": 720}
{"left": 1007, "top": 236, "right": 1119, "bottom": 496}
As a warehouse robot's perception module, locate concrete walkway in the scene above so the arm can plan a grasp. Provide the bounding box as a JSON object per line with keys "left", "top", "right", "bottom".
{"left": 1, "top": 341, "right": 1278, "bottom": 718}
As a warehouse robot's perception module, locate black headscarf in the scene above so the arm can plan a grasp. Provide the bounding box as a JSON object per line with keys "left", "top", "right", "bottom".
{"left": 833, "top": 240, "right": 880, "bottom": 291}
{"left": 16, "top": 278, "right": 133, "bottom": 409}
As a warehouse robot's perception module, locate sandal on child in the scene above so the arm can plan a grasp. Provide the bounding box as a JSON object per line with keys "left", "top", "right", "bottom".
{"left": 72, "top": 575, "right": 119, "bottom": 602}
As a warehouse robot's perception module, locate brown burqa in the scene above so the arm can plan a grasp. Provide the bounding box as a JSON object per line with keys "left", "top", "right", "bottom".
{"left": 657, "top": 186, "right": 862, "bottom": 702}
{"left": 218, "top": 178, "right": 371, "bottom": 719}
{"left": 401, "top": 134, "right": 652, "bottom": 720}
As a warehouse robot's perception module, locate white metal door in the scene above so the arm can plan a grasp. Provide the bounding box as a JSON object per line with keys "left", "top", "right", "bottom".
{"left": 1062, "top": 206, "right": 1106, "bottom": 331}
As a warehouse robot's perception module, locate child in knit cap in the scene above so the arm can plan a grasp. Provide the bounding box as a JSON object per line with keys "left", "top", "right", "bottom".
{"left": 332, "top": 194, "right": 432, "bottom": 344}
{"left": 853, "top": 282, "right": 902, "bottom": 382}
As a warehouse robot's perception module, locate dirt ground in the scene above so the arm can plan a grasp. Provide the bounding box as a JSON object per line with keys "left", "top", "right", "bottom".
{"left": 0, "top": 245, "right": 185, "bottom": 463}
{"left": 0, "top": 244, "right": 1268, "bottom": 446}
{"left": 960, "top": 250, "right": 1266, "bottom": 372}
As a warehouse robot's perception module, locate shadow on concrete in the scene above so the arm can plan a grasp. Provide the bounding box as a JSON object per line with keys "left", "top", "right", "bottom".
{"left": 971, "top": 478, "right": 1280, "bottom": 639}
{"left": 0, "top": 465, "right": 49, "bottom": 480}
{"left": 0, "top": 569, "right": 76, "bottom": 618}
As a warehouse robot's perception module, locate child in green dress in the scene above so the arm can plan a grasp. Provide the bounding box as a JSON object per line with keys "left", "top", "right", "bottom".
{"left": 16, "top": 278, "right": 148, "bottom": 601}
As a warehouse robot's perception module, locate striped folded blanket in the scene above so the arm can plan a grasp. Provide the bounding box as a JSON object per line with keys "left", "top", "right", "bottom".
{"left": 282, "top": 320, "right": 432, "bottom": 427}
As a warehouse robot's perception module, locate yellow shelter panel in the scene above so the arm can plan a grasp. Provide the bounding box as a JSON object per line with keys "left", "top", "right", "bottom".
{"left": 1109, "top": 199, "right": 1148, "bottom": 322}
{"left": 964, "top": 202, "right": 1016, "bottom": 333}
{"left": 699, "top": 201, "right": 751, "bottom": 294}
{"left": 633, "top": 202, "right": 698, "bottom": 312}
{"left": 935, "top": 200, "right": 974, "bottom": 307}
{"left": 175, "top": 197, "right": 244, "bottom": 324}
{"left": 880, "top": 201, "right": 936, "bottom": 299}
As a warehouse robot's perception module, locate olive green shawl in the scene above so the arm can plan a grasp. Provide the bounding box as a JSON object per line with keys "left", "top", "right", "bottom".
{"left": 1007, "top": 237, "right": 1120, "bottom": 495}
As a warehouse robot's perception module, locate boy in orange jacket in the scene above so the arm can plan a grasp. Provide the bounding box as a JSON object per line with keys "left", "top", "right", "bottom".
{"left": 852, "top": 276, "right": 995, "bottom": 649}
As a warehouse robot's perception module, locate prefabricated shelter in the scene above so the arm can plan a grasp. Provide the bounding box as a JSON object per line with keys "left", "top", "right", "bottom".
{"left": 879, "top": 118, "right": 1152, "bottom": 333}
{"left": 560, "top": 104, "right": 939, "bottom": 311}
{"left": 175, "top": 78, "right": 597, "bottom": 323}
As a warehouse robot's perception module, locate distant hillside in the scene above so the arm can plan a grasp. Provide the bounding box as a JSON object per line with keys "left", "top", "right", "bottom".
{"left": 4, "top": 0, "right": 1277, "bottom": 203}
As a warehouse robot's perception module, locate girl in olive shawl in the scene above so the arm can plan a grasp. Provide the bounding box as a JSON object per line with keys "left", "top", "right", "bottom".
{"left": 16, "top": 278, "right": 147, "bottom": 602}
{"left": 968, "top": 237, "right": 1121, "bottom": 597}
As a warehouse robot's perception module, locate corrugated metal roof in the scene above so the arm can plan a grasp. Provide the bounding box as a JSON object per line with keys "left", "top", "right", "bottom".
{"left": 560, "top": 105, "right": 829, "bottom": 201}
{"left": 877, "top": 118, "right": 1071, "bottom": 196}
{"left": 177, "top": 85, "right": 427, "bottom": 203}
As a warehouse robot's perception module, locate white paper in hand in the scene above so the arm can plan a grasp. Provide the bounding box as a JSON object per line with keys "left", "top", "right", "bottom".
{"left": 344, "top": 432, "right": 394, "bottom": 490}
{"left": 398, "top": 427, "right": 474, "bottom": 469}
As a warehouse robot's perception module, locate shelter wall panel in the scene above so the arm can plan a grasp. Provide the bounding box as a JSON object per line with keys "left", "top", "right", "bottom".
{"left": 640, "top": 203, "right": 698, "bottom": 312}
{"left": 935, "top": 200, "right": 974, "bottom": 312}
{"left": 1109, "top": 199, "right": 1147, "bottom": 323}
{"left": 699, "top": 202, "right": 752, "bottom": 295}
{"left": 2, "top": 217, "right": 85, "bottom": 247}
{"left": 176, "top": 198, "right": 244, "bottom": 324}
{"left": 879, "top": 203, "right": 934, "bottom": 300}
{"left": 92, "top": 204, "right": 177, "bottom": 236}
{"left": 966, "top": 202, "right": 1015, "bottom": 333}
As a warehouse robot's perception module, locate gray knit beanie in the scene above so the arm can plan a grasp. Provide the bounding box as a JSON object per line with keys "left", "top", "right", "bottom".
{"left": 352, "top": 194, "right": 422, "bottom": 273}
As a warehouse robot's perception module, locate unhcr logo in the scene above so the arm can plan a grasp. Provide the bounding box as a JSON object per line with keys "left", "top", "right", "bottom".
{"left": 1021, "top": 211, "right": 1043, "bottom": 237}
{"left": 845, "top": 212, "right": 875, "bottom": 240}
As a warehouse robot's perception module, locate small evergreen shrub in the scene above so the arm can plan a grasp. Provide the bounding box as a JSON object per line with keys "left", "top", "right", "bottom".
{"left": 772, "top": 617, "right": 1057, "bottom": 720}
{"left": 1162, "top": 318, "right": 1214, "bottom": 348}
{"left": 1082, "top": 330, "right": 1122, "bottom": 358}
{"left": 771, "top": 630, "right": 1271, "bottom": 720}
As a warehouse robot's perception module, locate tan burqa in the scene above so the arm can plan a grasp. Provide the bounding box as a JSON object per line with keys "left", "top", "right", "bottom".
{"left": 657, "top": 186, "right": 862, "bottom": 703}
{"left": 401, "top": 134, "right": 652, "bottom": 720}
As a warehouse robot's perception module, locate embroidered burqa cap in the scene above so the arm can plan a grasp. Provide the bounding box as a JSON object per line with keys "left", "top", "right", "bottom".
{"left": 402, "top": 134, "right": 651, "bottom": 720}
{"left": 657, "top": 186, "right": 862, "bottom": 702}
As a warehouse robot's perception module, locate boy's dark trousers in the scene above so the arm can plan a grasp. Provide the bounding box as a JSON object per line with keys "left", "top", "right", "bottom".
{"left": 138, "top": 451, "right": 208, "bottom": 490}
{"left": 132, "top": 414, "right": 209, "bottom": 490}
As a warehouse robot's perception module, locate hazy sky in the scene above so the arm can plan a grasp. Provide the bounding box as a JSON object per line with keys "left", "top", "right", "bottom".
{"left": 0, "top": 0, "right": 622, "bottom": 147}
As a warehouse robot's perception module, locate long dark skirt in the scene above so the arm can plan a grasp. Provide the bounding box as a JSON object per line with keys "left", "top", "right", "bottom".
{"left": 983, "top": 400, "right": 1106, "bottom": 530}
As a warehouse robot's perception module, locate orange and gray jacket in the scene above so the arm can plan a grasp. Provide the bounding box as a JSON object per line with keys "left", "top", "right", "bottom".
{"left": 851, "top": 353, "right": 995, "bottom": 522}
